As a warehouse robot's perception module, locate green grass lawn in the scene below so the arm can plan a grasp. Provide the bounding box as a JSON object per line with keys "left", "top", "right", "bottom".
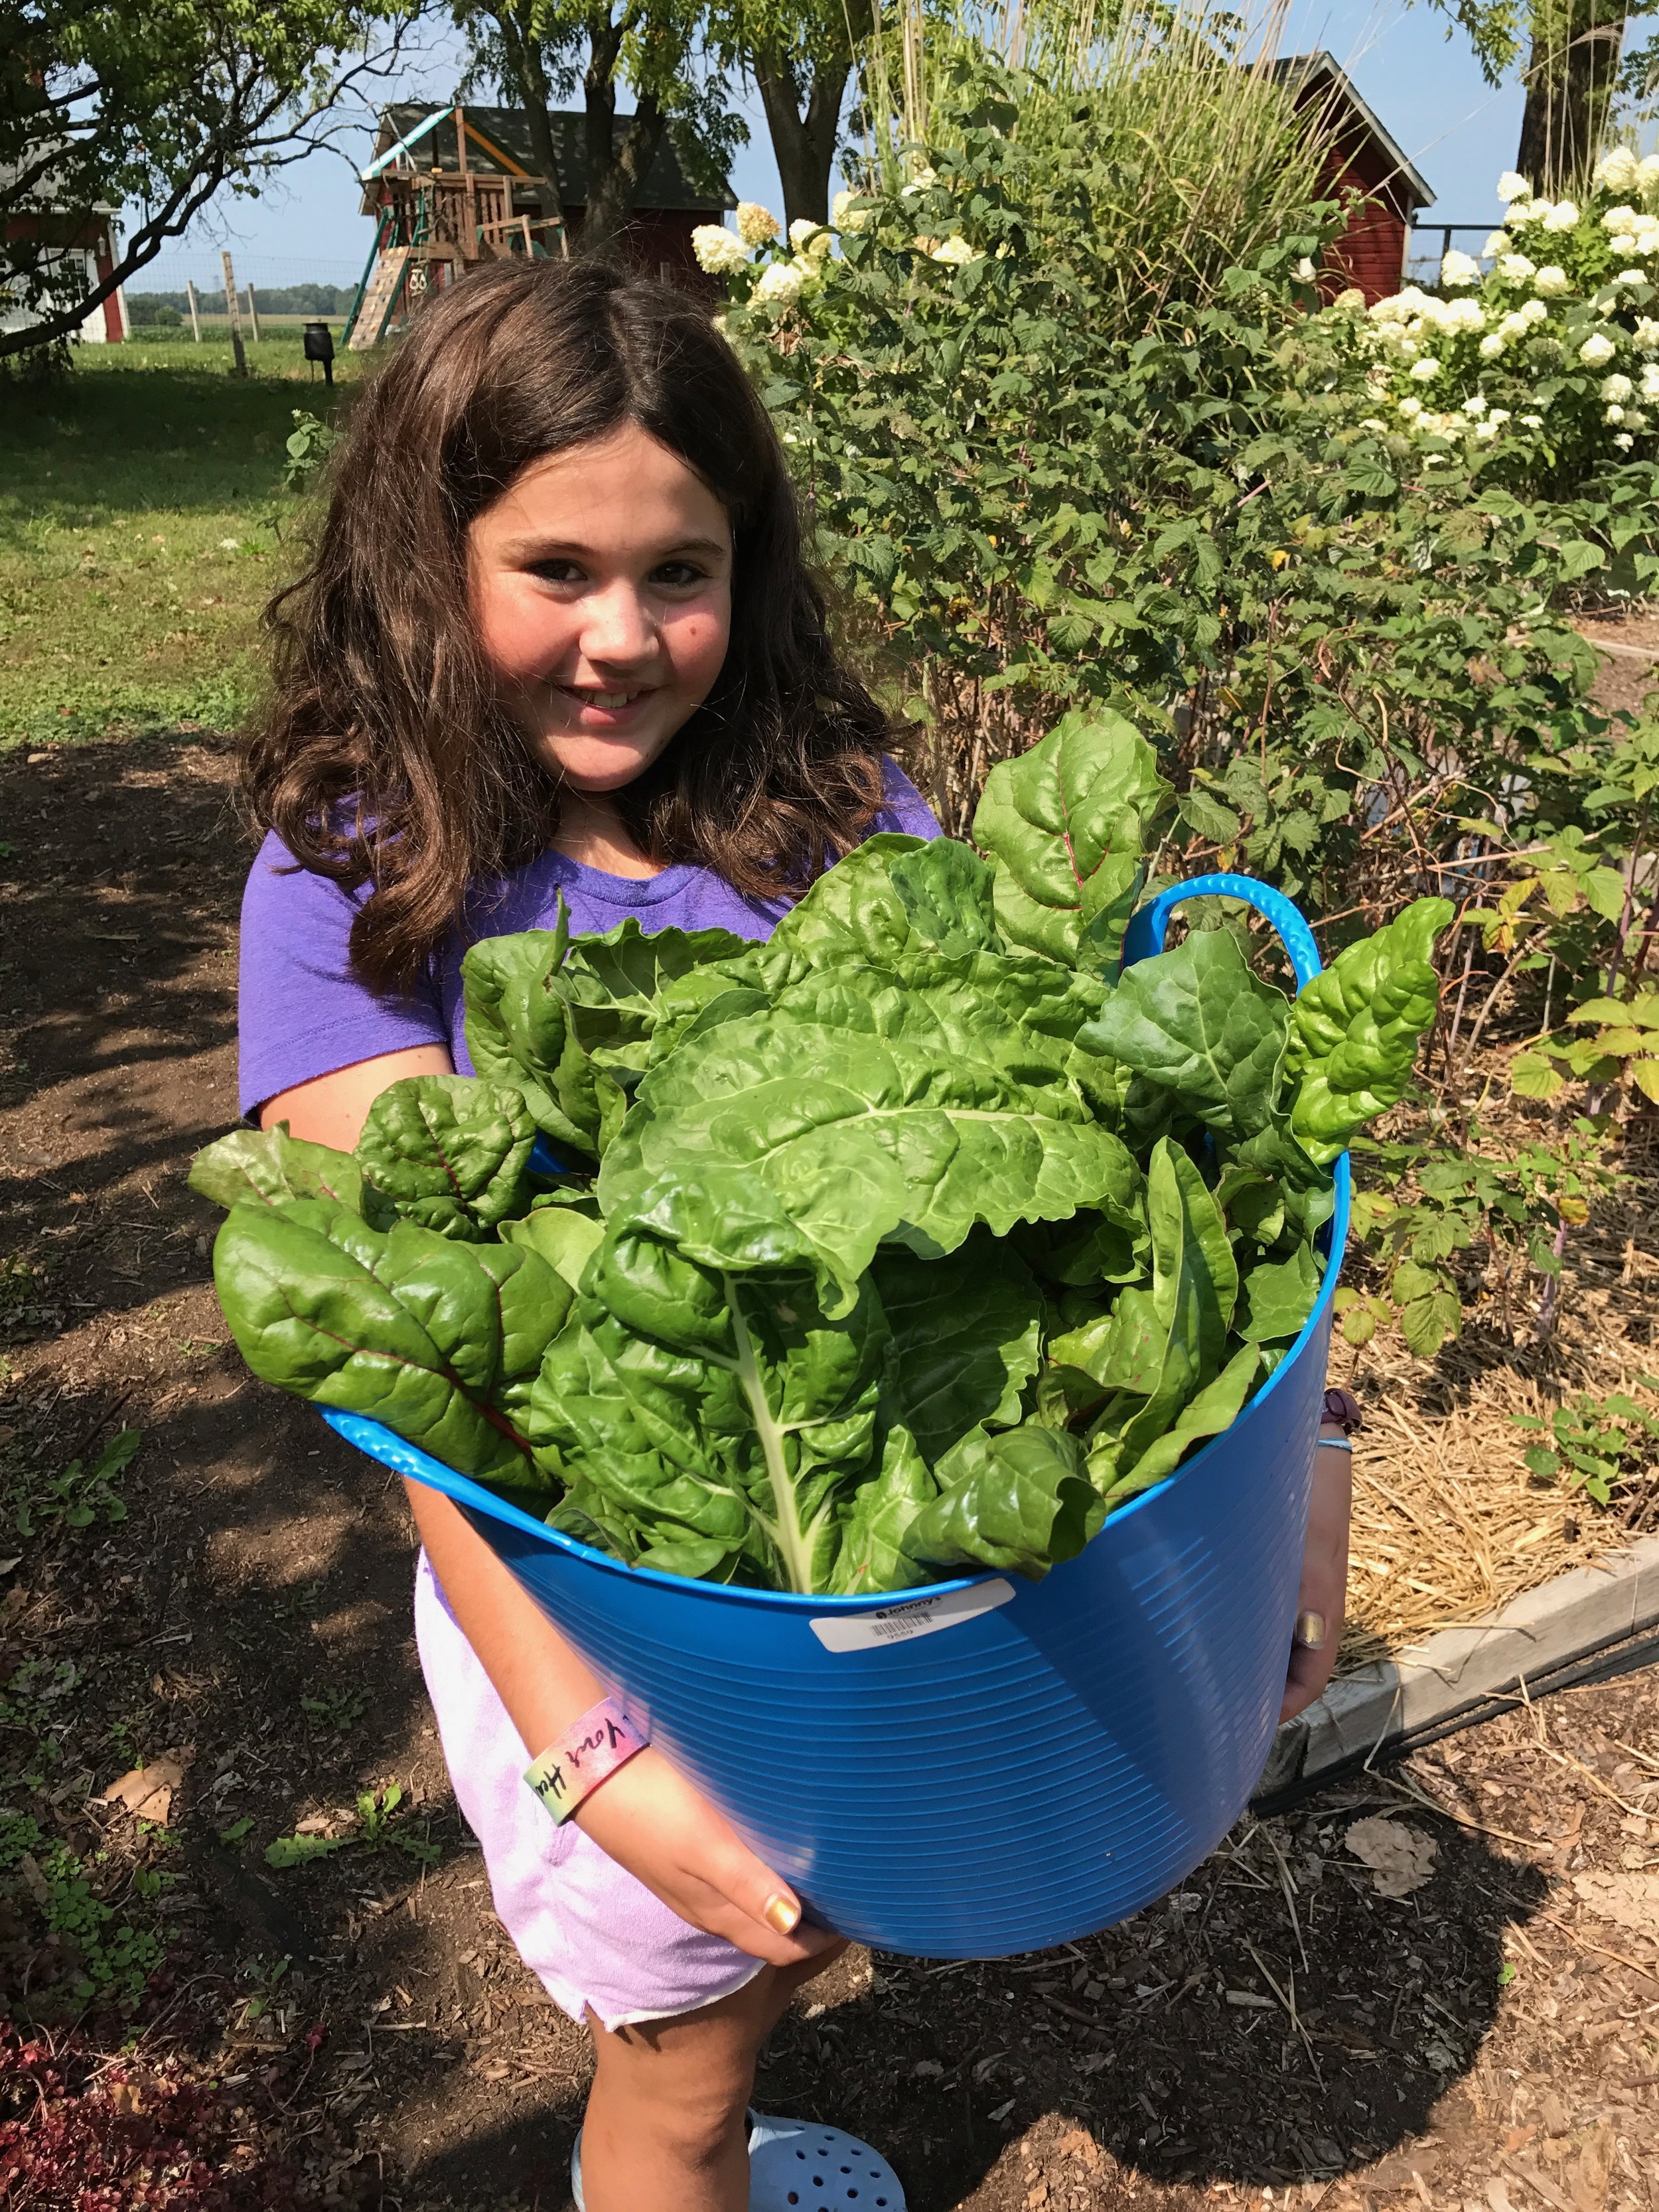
{"left": 0, "top": 336, "right": 364, "bottom": 747}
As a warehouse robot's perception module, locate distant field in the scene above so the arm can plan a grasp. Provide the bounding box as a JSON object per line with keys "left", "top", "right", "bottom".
{"left": 0, "top": 340, "right": 365, "bottom": 747}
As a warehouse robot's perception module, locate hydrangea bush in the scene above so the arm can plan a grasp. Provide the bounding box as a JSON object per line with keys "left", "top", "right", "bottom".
{"left": 696, "top": 54, "right": 1659, "bottom": 1361}
{"left": 1352, "top": 150, "right": 1659, "bottom": 482}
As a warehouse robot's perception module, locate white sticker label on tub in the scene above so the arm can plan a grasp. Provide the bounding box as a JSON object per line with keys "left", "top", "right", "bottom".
{"left": 810, "top": 1578, "right": 1016, "bottom": 1653}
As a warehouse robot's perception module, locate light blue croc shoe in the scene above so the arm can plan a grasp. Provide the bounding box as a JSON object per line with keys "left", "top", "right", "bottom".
{"left": 572, "top": 2108, "right": 905, "bottom": 2209}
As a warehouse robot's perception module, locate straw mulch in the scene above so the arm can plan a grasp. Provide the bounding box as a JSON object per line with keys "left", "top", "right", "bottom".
{"left": 1327, "top": 1117, "right": 1659, "bottom": 1669}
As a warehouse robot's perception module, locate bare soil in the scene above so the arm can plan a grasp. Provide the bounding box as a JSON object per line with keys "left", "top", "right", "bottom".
{"left": 1, "top": 730, "right": 1656, "bottom": 2212}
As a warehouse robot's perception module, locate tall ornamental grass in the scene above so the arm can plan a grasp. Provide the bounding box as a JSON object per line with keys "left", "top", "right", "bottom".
{"left": 853, "top": 0, "right": 1333, "bottom": 337}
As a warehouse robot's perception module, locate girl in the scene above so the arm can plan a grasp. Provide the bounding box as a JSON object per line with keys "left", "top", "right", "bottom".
{"left": 235, "top": 258, "right": 1350, "bottom": 2212}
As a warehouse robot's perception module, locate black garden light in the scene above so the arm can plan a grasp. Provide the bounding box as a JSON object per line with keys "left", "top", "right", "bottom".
{"left": 303, "top": 319, "right": 336, "bottom": 386}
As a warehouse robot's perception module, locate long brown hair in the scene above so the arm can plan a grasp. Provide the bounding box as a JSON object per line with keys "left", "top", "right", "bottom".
{"left": 244, "top": 259, "right": 890, "bottom": 992}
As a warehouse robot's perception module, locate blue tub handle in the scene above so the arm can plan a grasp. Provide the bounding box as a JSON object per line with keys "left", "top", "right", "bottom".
{"left": 1121, "top": 871, "right": 1323, "bottom": 987}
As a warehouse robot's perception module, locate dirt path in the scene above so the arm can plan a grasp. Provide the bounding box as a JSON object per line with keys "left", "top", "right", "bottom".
{"left": 1, "top": 732, "right": 1656, "bottom": 2211}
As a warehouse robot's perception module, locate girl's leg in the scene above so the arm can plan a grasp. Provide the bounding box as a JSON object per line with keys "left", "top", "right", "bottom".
{"left": 579, "top": 1941, "right": 848, "bottom": 2212}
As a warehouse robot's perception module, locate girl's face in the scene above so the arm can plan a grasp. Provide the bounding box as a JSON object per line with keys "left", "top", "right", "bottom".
{"left": 469, "top": 423, "right": 733, "bottom": 792}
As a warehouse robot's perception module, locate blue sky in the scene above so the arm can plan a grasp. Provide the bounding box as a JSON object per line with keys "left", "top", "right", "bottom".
{"left": 131, "top": 2, "right": 1528, "bottom": 293}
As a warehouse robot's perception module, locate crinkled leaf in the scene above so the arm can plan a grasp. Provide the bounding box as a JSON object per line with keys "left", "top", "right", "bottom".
{"left": 1238, "top": 1242, "right": 1322, "bottom": 1343}
{"left": 903, "top": 1422, "right": 1094, "bottom": 1580}
{"left": 600, "top": 955, "right": 1139, "bottom": 1315}
{"left": 356, "top": 1074, "right": 535, "bottom": 1239}
{"left": 212, "top": 1200, "right": 567, "bottom": 1485}
{"left": 972, "top": 707, "right": 1171, "bottom": 968}
{"left": 190, "top": 1124, "right": 374, "bottom": 1218}
{"left": 871, "top": 1235, "right": 1043, "bottom": 1465}
{"left": 1079, "top": 930, "right": 1289, "bottom": 1139}
{"left": 1287, "top": 897, "right": 1453, "bottom": 1163}
{"left": 531, "top": 1229, "right": 895, "bottom": 1593}
{"left": 1092, "top": 1341, "right": 1262, "bottom": 1503}
{"left": 825, "top": 1420, "right": 938, "bottom": 1595}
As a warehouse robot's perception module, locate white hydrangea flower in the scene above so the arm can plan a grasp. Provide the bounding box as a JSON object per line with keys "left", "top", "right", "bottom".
{"left": 1498, "top": 252, "right": 1536, "bottom": 281}
{"left": 1498, "top": 171, "right": 1530, "bottom": 201}
{"left": 1462, "top": 392, "right": 1488, "bottom": 415}
{"left": 930, "top": 234, "right": 977, "bottom": 265}
{"left": 1581, "top": 330, "right": 1618, "bottom": 365}
{"left": 1475, "top": 418, "right": 1500, "bottom": 441}
{"left": 1533, "top": 265, "right": 1571, "bottom": 297}
{"left": 1498, "top": 311, "right": 1532, "bottom": 343}
{"left": 1400, "top": 337, "right": 1420, "bottom": 359}
{"left": 1629, "top": 409, "right": 1650, "bottom": 431}
{"left": 899, "top": 165, "right": 938, "bottom": 199}
{"left": 1397, "top": 394, "right": 1424, "bottom": 417}
{"left": 788, "top": 219, "right": 831, "bottom": 258}
{"left": 1482, "top": 230, "right": 1510, "bottom": 256}
{"left": 1506, "top": 199, "right": 1545, "bottom": 226}
{"left": 1602, "top": 204, "right": 1638, "bottom": 229}
{"left": 1489, "top": 407, "right": 1512, "bottom": 424}
{"left": 1480, "top": 334, "right": 1504, "bottom": 358}
{"left": 1410, "top": 356, "right": 1441, "bottom": 381}
{"left": 1615, "top": 431, "right": 1635, "bottom": 449}
{"left": 1334, "top": 286, "right": 1365, "bottom": 310}
{"left": 1543, "top": 199, "right": 1579, "bottom": 231}
{"left": 1640, "top": 153, "right": 1659, "bottom": 198}
{"left": 1635, "top": 317, "right": 1659, "bottom": 350}
{"left": 1520, "top": 297, "right": 1550, "bottom": 323}
{"left": 1441, "top": 249, "right": 1480, "bottom": 287}
{"left": 691, "top": 224, "right": 750, "bottom": 276}
{"left": 751, "top": 259, "right": 807, "bottom": 309}
{"left": 1641, "top": 363, "right": 1659, "bottom": 397}
{"left": 735, "top": 202, "right": 781, "bottom": 246}
{"left": 1360, "top": 416, "right": 1388, "bottom": 431}
{"left": 1635, "top": 218, "right": 1659, "bottom": 251}
{"left": 1520, "top": 412, "right": 1544, "bottom": 427}
{"left": 831, "top": 188, "right": 871, "bottom": 235}
{"left": 1609, "top": 236, "right": 1640, "bottom": 258}
{"left": 1605, "top": 403, "right": 1626, "bottom": 423}
{"left": 1602, "top": 372, "right": 1635, "bottom": 401}
{"left": 1423, "top": 451, "right": 1453, "bottom": 465}
{"left": 1617, "top": 269, "right": 1648, "bottom": 287}
{"left": 1596, "top": 147, "right": 1641, "bottom": 192}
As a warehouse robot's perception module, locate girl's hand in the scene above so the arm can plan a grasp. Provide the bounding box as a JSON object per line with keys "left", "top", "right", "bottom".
{"left": 1280, "top": 1425, "right": 1352, "bottom": 1722}
{"left": 571, "top": 1745, "right": 840, "bottom": 1968}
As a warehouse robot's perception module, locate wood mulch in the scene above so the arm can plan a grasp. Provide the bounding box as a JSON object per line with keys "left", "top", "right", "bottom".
{"left": 1, "top": 725, "right": 1656, "bottom": 2211}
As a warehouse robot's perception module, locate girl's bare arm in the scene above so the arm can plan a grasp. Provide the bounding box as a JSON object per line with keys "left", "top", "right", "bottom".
{"left": 257, "top": 1051, "right": 828, "bottom": 1964}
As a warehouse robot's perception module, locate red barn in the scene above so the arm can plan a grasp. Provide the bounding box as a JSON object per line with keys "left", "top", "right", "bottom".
{"left": 349, "top": 104, "right": 732, "bottom": 349}
{"left": 1273, "top": 53, "right": 1434, "bottom": 305}
{"left": 1, "top": 197, "right": 127, "bottom": 342}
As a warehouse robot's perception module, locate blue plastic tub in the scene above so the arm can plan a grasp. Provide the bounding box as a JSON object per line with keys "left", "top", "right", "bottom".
{"left": 326, "top": 874, "right": 1347, "bottom": 1958}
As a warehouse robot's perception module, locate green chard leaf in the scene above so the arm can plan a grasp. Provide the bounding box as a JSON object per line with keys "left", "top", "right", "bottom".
{"left": 190, "top": 1123, "right": 376, "bottom": 1218}
{"left": 871, "top": 1235, "right": 1044, "bottom": 1465}
{"left": 531, "top": 1228, "right": 897, "bottom": 1593}
{"left": 1286, "top": 897, "right": 1453, "bottom": 1164}
{"left": 972, "top": 707, "right": 1172, "bottom": 968}
{"left": 599, "top": 951, "right": 1136, "bottom": 1315}
{"left": 355, "top": 1074, "right": 535, "bottom": 1239}
{"left": 211, "top": 1200, "right": 571, "bottom": 1485}
{"left": 1078, "top": 928, "right": 1289, "bottom": 1139}
{"left": 1237, "top": 1242, "right": 1323, "bottom": 1343}
{"left": 902, "top": 1422, "right": 1095, "bottom": 1580}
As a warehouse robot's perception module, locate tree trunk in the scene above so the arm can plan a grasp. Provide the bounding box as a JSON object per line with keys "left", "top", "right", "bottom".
{"left": 753, "top": 47, "right": 851, "bottom": 229}
{"left": 494, "top": 3, "right": 567, "bottom": 240}
{"left": 1516, "top": 0, "right": 1626, "bottom": 194}
{"left": 581, "top": 84, "right": 668, "bottom": 254}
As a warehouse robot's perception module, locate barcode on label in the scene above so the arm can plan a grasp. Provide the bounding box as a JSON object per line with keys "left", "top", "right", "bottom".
{"left": 810, "top": 1578, "right": 1016, "bottom": 1653}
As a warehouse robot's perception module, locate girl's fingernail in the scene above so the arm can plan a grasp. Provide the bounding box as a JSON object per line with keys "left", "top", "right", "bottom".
{"left": 1295, "top": 1610, "right": 1327, "bottom": 1651}
{"left": 764, "top": 1893, "right": 800, "bottom": 1935}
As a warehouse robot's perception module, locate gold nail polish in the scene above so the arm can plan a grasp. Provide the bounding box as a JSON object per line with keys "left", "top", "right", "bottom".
{"left": 764, "top": 1893, "right": 800, "bottom": 1936}
{"left": 1295, "top": 1609, "right": 1326, "bottom": 1651}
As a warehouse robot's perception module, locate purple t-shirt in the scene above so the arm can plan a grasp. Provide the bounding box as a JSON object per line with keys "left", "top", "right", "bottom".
{"left": 238, "top": 759, "right": 939, "bottom": 1116}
